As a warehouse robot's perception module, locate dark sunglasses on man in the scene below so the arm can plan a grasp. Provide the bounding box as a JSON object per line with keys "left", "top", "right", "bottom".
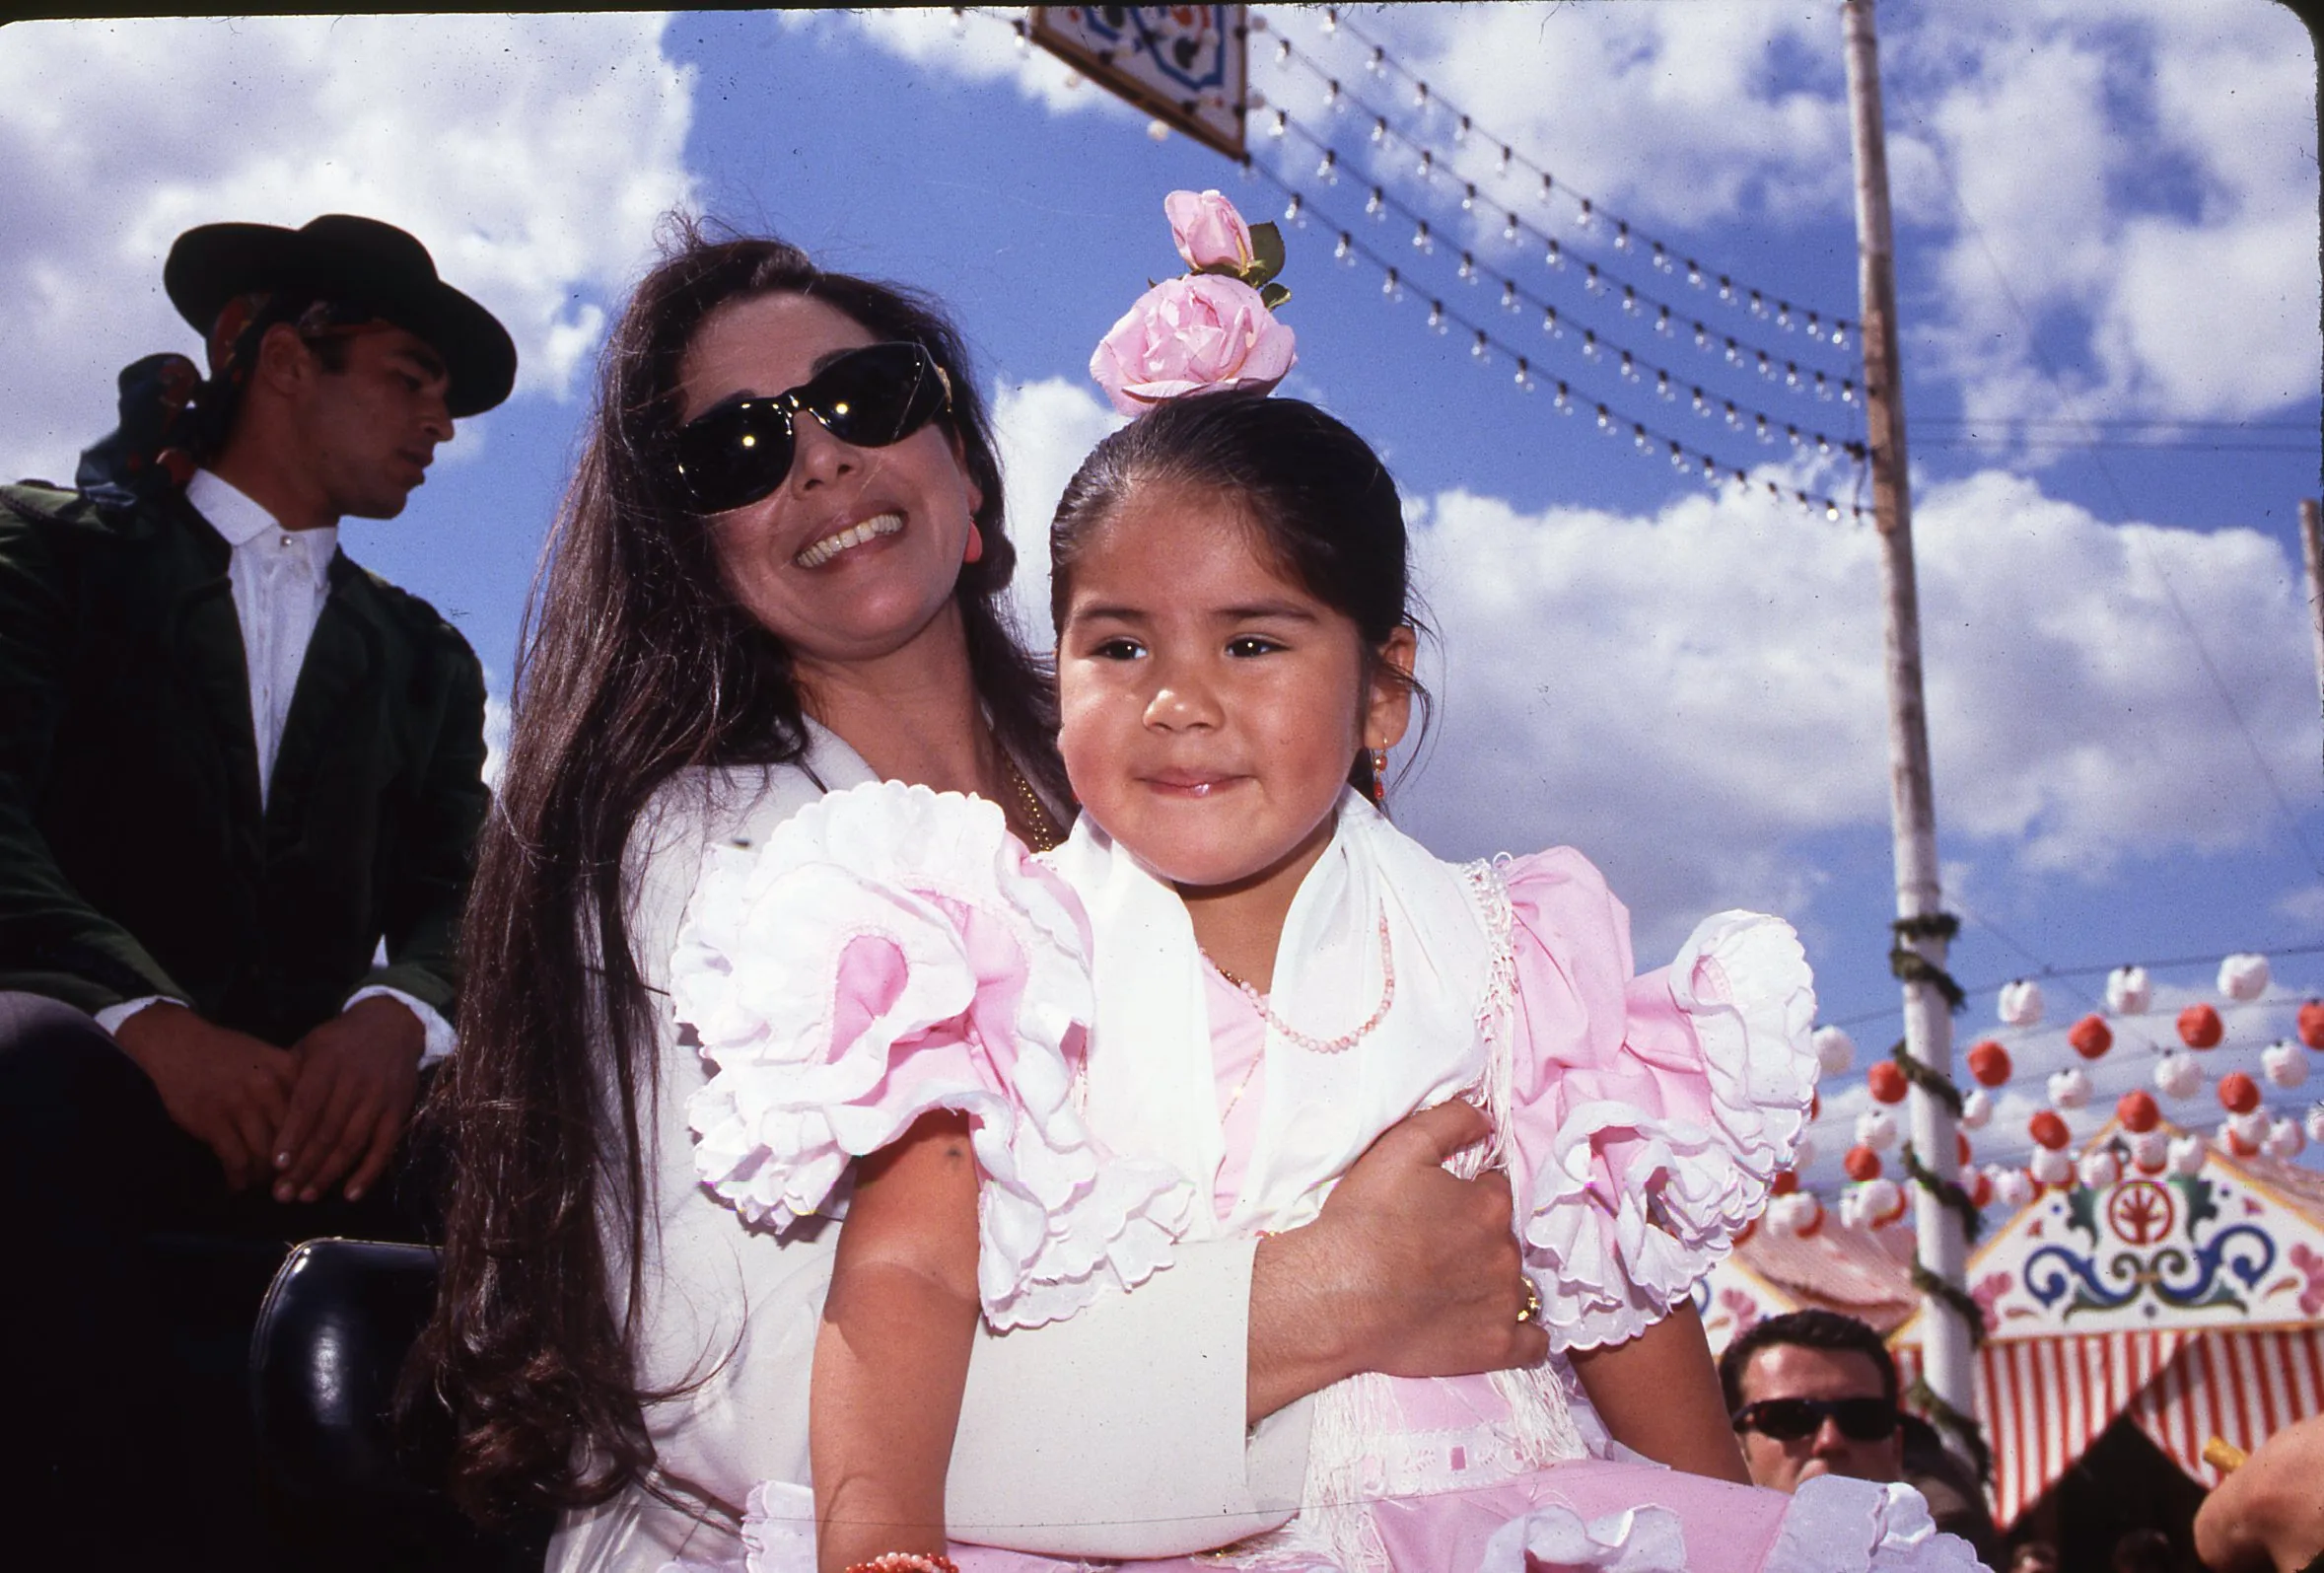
{"left": 669, "top": 341, "right": 952, "bottom": 515}
{"left": 1730, "top": 1395, "right": 1900, "bottom": 1443}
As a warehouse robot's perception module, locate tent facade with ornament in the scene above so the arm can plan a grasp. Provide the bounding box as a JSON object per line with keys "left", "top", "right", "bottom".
{"left": 1793, "top": 1119, "right": 2324, "bottom": 1532}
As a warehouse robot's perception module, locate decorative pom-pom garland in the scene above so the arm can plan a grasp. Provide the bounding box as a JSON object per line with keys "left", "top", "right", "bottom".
{"left": 1960, "top": 1088, "right": 1994, "bottom": 1129}
{"left": 2167, "top": 1133, "right": 2207, "bottom": 1176}
{"left": 2030, "top": 1146, "right": 2075, "bottom": 1185}
{"left": 2218, "top": 1071, "right": 2262, "bottom": 1114}
{"left": 1812, "top": 1025, "right": 1855, "bottom": 1076}
{"left": 2067, "top": 1014, "right": 2112, "bottom": 1059}
{"left": 2308, "top": 1106, "right": 2324, "bottom": 1144}
{"left": 2028, "top": 1109, "right": 2071, "bottom": 1150}
{"left": 2077, "top": 1148, "right": 2122, "bottom": 1189}
{"left": 1967, "top": 1039, "right": 2012, "bottom": 1087}
{"left": 2117, "top": 1089, "right": 2160, "bottom": 1133}
{"left": 2048, "top": 1067, "right": 2092, "bottom": 1109}
{"left": 2179, "top": 1003, "right": 2224, "bottom": 1049}
{"left": 1866, "top": 1059, "right": 1908, "bottom": 1104}
{"left": 1845, "top": 1144, "right": 1883, "bottom": 1182}
{"left": 2107, "top": 965, "right": 2152, "bottom": 1015}
{"left": 2218, "top": 953, "right": 2272, "bottom": 1003}
{"left": 2127, "top": 1127, "right": 2170, "bottom": 1173}
{"left": 1998, "top": 978, "right": 2045, "bottom": 1027}
{"left": 2300, "top": 1000, "right": 2324, "bottom": 1051}
{"left": 2263, "top": 1039, "right": 2308, "bottom": 1089}
{"left": 1856, "top": 1108, "right": 1899, "bottom": 1151}
{"left": 2154, "top": 1051, "right": 2203, "bottom": 1100}
{"left": 2266, "top": 1115, "right": 2305, "bottom": 1160}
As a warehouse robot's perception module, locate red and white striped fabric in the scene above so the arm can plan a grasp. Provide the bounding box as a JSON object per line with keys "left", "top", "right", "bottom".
{"left": 2128, "top": 1327, "right": 2324, "bottom": 1489}
{"left": 1972, "top": 1331, "right": 2183, "bottom": 1528}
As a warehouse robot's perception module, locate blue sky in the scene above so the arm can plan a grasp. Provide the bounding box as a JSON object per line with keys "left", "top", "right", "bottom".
{"left": 2, "top": 5, "right": 2319, "bottom": 1202}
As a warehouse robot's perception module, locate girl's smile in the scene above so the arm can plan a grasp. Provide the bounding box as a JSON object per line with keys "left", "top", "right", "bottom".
{"left": 1056, "top": 480, "right": 1414, "bottom": 922}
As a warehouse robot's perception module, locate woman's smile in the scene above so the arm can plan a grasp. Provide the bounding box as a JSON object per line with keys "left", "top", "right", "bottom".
{"left": 793, "top": 508, "right": 905, "bottom": 569}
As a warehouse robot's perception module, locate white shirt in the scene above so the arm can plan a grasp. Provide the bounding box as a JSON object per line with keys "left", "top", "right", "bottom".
{"left": 92, "top": 470, "right": 455, "bottom": 1066}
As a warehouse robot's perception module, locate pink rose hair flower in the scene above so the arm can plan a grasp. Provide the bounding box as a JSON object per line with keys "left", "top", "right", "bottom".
{"left": 1089, "top": 190, "right": 1296, "bottom": 416}
{"left": 1090, "top": 273, "right": 1297, "bottom": 415}
{"left": 1165, "top": 189, "right": 1254, "bottom": 273}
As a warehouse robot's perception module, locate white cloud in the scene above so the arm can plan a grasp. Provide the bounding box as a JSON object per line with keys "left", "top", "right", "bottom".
{"left": 989, "top": 375, "right": 1124, "bottom": 645}
{"left": 1393, "top": 463, "right": 2319, "bottom": 951}
{"left": 0, "top": 15, "right": 697, "bottom": 481}
{"left": 780, "top": 8, "right": 1131, "bottom": 120}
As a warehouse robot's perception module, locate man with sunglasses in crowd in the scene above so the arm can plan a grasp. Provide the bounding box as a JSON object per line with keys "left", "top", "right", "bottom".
{"left": 0, "top": 213, "right": 510, "bottom": 1564}
{"left": 1720, "top": 1309, "right": 2001, "bottom": 1562}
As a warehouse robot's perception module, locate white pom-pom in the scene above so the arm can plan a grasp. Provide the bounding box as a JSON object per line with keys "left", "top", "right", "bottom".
{"left": 1813, "top": 1025, "right": 1856, "bottom": 1077}
{"left": 1960, "top": 1088, "right": 1994, "bottom": 1130}
{"left": 1856, "top": 1108, "right": 1900, "bottom": 1152}
{"left": 1993, "top": 1168, "right": 2036, "bottom": 1208}
{"left": 2049, "top": 1067, "right": 2093, "bottom": 1109}
{"left": 1792, "top": 1133, "right": 1819, "bottom": 1171}
{"left": 2266, "top": 1116, "right": 2305, "bottom": 1160}
{"left": 2030, "top": 1147, "right": 2075, "bottom": 1185}
{"left": 2077, "top": 1149, "right": 2122, "bottom": 1189}
{"left": 2107, "top": 965, "right": 2152, "bottom": 1015}
{"left": 1836, "top": 1187, "right": 1866, "bottom": 1229}
{"left": 1999, "top": 978, "right": 2046, "bottom": 1027}
{"left": 1860, "top": 1177, "right": 1905, "bottom": 1225}
{"left": 2127, "top": 1128, "right": 2171, "bottom": 1171}
{"left": 2307, "top": 1105, "right": 2324, "bottom": 1144}
{"left": 2264, "top": 1039, "right": 2308, "bottom": 1089}
{"left": 2154, "top": 1052, "right": 2203, "bottom": 1100}
{"left": 1769, "top": 1192, "right": 1823, "bottom": 1236}
{"left": 2167, "top": 1133, "right": 2207, "bottom": 1175}
{"left": 2218, "top": 953, "right": 2271, "bottom": 1003}
{"left": 2228, "top": 1109, "right": 2270, "bottom": 1146}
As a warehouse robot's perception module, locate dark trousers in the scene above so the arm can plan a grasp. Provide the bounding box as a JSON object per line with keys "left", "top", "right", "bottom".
{"left": 0, "top": 990, "right": 435, "bottom": 1570}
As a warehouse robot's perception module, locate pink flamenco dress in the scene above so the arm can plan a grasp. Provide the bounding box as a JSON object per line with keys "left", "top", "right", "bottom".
{"left": 670, "top": 781, "right": 1985, "bottom": 1573}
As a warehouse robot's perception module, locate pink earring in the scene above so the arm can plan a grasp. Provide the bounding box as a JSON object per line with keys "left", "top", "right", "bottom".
{"left": 1369, "top": 747, "right": 1388, "bottom": 805}
{"left": 963, "top": 522, "right": 985, "bottom": 564}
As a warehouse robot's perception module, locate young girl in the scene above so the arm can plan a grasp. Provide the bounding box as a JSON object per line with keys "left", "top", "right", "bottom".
{"left": 670, "top": 217, "right": 1978, "bottom": 1573}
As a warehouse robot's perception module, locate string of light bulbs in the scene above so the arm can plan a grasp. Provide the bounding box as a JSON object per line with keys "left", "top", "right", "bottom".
{"left": 1241, "top": 155, "right": 1873, "bottom": 523}
{"left": 1265, "top": 112, "right": 1869, "bottom": 440}
{"left": 1253, "top": 20, "right": 1861, "bottom": 384}
{"left": 1266, "top": 7, "right": 1858, "bottom": 346}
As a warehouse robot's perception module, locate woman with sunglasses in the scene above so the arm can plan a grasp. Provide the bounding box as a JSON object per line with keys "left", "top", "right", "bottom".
{"left": 422, "top": 222, "right": 1545, "bottom": 1571}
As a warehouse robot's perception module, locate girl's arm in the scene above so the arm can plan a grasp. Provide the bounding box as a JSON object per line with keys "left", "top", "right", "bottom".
{"left": 1566, "top": 1302, "right": 1752, "bottom": 1484}
{"left": 812, "top": 1109, "right": 983, "bottom": 1573}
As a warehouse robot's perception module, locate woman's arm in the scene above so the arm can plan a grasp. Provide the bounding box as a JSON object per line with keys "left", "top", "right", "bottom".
{"left": 1567, "top": 1303, "right": 1752, "bottom": 1484}
{"left": 812, "top": 1110, "right": 982, "bottom": 1573}
{"left": 1248, "top": 1099, "right": 1549, "bottom": 1420}
{"left": 2194, "top": 1413, "right": 2324, "bottom": 1573}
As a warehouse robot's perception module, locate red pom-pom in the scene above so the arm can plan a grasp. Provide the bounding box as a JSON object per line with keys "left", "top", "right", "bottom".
{"left": 1969, "top": 1169, "right": 1994, "bottom": 1208}
{"left": 1957, "top": 1130, "right": 1973, "bottom": 1166}
{"left": 1845, "top": 1145, "right": 1884, "bottom": 1181}
{"left": 2068, "top": 1015, "right": 2113, "bottom": 1059}
{"left": 1771, "top": 1169, "right": 1800, "bottom": 1196}
{"left": 2218, "top": 1071, "right": 2261, "bottom": 1114}
{"left": 1867, "top": 1061, "right": 1909, "bottom": 1105}
{"left": 2299, "top": 999, "right": 2324, "bottom": 1050}
{"left": 1810, "top": 1090, "right": 1821, "bottom": 1121}
{"left": 1967, "top": 1039, "right": 2013, "bottom": 1087}
{"left": 2227, "top": 1125, "right": 2262, "bottom": 1158}
{"left": 2117, "top": 1089, "right": 2161, "bottom": 1134}
{"left": 2179, "top": 1004, "right": 2224, "bottom": 1049}
{"left": 2029, "top": 1110, "right": 2071, "bottom": 1150}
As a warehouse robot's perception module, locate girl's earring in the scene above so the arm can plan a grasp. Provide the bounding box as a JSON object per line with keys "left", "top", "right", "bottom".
{"left": 963, "top": 522, "right": 985, "bottom": 564}
{"left": 1369, "top": 747, "right": 1388, "bottom": 805}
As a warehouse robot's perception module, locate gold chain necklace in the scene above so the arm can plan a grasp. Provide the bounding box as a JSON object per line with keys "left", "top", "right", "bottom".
{"left": 1001, "top": 751, "right": 1064, "bottom": 853}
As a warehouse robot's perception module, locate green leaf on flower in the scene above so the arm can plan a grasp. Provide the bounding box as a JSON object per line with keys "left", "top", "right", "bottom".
{"left": 1192, "top": 261, "right": 1243, "bottom": 280}
{"left": 1259, "top": 281, "right": 1292, "bottom": 311}
{"left": 1245, "top": 222, "right": 1286, "bottom": 287}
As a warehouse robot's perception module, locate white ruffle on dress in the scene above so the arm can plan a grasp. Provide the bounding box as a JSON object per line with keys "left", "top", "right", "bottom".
{"left": 670, "top": 782, "right": 1986, "bottom": 1573}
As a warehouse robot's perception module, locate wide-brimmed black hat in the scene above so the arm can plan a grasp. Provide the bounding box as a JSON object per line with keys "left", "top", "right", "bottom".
{"left": 164, "top": 213, "right": 517, "bottom": 417}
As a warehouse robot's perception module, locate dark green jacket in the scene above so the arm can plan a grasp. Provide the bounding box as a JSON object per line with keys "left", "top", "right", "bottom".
{"left": 0, "top": 480, "right": 489, "bottom": 1046}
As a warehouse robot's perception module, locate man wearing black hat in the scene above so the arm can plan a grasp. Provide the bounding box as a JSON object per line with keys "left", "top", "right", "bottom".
{"left": 0, "top": 215, "right": 512, "bottom": 1563}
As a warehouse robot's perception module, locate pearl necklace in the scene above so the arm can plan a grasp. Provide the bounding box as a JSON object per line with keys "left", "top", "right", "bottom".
{"left": 1206, "top": 913, "right": 1396, "bottom": 1055}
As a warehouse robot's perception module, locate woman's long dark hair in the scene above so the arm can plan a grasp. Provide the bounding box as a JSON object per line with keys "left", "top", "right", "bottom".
{"left": 419, "top": 216, "right": 1061, "bottom": 1522}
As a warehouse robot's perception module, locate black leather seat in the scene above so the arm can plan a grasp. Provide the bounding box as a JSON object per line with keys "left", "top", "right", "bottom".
{"left": 249, "top": 1238, "right": 548, "bottom": 1571}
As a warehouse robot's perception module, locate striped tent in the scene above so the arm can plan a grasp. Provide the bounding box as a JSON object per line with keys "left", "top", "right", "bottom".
{"left": 1885, "top": 1124, "right": 2324, "bottom": 1527}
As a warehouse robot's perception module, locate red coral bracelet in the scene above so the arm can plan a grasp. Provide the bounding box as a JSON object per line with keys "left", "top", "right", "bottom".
{"left": 843, "top": 1555, "right": 959, "bottom": 1573}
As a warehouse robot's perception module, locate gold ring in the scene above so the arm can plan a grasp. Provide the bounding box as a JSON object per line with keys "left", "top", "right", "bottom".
{"left": 1516, "top": 1277, "right": 1542, "bottom": 1324}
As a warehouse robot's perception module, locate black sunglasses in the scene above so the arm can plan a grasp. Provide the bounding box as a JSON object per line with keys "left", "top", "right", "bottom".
{"left": 1731, "top": 1396, "right": 1899, "bottom": 1443}
{"left": 669, "top": 341, "right": 952, "bottom": 514}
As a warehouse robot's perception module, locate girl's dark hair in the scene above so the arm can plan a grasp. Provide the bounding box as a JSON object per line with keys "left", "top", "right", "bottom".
{"left": 1048, "top": 390, "right": 1427, "bottom": 800}
{"left": 418, "top": 215, "right": 1060, "bottom": 1523}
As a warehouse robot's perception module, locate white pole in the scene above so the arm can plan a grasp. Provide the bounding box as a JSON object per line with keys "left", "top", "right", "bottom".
{"left": 1841, "top": 0, "right": 1977, "bottom": 1452}
{"left": 2301, "top": 499, "right": 2324, "bottom": 723}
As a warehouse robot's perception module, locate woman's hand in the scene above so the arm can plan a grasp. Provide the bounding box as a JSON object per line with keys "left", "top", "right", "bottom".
{"left": 2194, "top": 1412, "right": 2324, "bottom": 1573}
{"left": 1245, "top": 1100, "right": 1549, "bottom": 1422}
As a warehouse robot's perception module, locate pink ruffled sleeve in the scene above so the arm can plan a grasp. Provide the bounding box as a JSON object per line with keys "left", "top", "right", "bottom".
{"left": 672, "top": 779, "right": 1197, "bottom": 1330}
{"left": 1499, "top": 847, "right": 1818, "bottom": 1351}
